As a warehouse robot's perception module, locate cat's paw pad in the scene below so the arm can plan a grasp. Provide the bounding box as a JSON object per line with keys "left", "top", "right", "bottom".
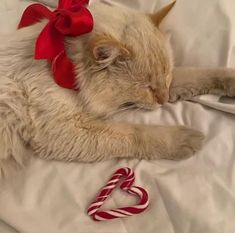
{"left": 169, "top": 87, "right": 197, "bottom": 102}
{"left": 170, "top": 127, "right": 204, "bottom": 160}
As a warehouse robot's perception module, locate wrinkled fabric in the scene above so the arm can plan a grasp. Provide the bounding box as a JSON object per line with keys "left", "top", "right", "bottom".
{"left": 0, "top": 0, "right": 235, "bottom": 233}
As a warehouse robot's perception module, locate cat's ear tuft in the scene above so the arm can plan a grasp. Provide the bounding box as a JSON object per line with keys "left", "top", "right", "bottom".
{"left": 90, "top": 35, "right": 131, "bottom": 66}
{"left": 150, "top": 0, "right": 176, "bottom": 27}
{"left": 93, "top": 43, "right": 119, "bottom": 63}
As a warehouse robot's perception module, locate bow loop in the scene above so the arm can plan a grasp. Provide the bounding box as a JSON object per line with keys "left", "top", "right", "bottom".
{"left": 18, "top": 3, "right": 52, "bottom": 28}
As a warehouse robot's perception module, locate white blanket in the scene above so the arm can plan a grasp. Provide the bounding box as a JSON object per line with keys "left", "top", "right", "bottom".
{"left": 0, "top": 1, "right": 235, "bottom": 233}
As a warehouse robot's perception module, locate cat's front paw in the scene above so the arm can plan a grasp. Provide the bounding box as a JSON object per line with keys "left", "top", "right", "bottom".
{"left": 169, "top": 87, "right": 201, "bottom": 103}
{"left": 138, "top": 125, "right": 204, "bottom": 161}
{"left": 167, "top": 126, "right": 205, "bottom": 160}
{"left": 226, "top": 79, "right": 235, "bottom": 97}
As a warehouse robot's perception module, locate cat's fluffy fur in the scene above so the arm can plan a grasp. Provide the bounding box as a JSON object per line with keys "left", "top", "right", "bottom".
{"left": 0, "top": 1, "right": 235, "bottom": 178}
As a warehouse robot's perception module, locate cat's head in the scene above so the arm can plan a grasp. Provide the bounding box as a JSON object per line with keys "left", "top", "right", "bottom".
{"left": 72, "top": 1, "right": 175, "bottom": 117}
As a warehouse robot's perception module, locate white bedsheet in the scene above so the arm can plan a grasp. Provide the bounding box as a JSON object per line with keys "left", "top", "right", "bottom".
{"left": 0, "top": 1, "right": 235, "bottom": 233}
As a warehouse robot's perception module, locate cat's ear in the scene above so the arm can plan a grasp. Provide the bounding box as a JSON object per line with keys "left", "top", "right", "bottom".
{"left": 90, "top": 35, "right": 131, "bottom": 66}
{"left": 150, "top": 0, "right": 176, "bottom": 27}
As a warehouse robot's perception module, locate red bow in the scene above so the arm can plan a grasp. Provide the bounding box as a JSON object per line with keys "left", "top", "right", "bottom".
{"left": 18, "top": 0, "right": 93, "bottom": 90}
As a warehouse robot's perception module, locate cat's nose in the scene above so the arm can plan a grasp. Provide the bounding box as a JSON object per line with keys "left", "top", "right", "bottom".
{"left": 155, "top": 90, "right": 169, "bottom": 105}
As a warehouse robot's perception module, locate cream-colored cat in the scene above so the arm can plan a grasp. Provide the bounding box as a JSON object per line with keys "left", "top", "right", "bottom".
{"left": 0, "top": 1, "right": 235, "bottom": 178}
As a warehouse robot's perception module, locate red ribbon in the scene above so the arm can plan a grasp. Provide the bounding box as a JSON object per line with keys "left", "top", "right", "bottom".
{"left": 18, "top": 0, "right": 93, "bottom": 90}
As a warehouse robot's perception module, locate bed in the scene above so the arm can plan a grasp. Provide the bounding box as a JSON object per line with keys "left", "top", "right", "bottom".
{"left": 0, "top": 0, "right": 235, "bottom": 232}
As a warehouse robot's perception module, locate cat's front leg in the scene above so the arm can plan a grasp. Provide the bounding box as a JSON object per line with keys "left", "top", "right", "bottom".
{"left": 32, "top": 115, "right": 204, "bottom": 162}
{"left": 137, "top": 125, "right": 204, "bottom": 160}
{"left": 169, "top": 67, "right": 235, "bottom": 102}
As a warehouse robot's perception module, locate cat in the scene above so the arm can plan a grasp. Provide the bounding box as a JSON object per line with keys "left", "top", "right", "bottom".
{"left": 0, "top": 1, "right": 235, "bottom": 178}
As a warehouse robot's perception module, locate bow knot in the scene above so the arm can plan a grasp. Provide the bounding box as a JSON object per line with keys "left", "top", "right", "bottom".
{"left": 18, "top": 0, "right": 93, "bottom": 90}
{"left": 51, "top": 6, "right": 93, "bottom": 37}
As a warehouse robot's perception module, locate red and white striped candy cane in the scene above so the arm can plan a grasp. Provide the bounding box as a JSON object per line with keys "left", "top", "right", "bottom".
{"left": 87, "top": 167, "right": 149, "bottom": 221}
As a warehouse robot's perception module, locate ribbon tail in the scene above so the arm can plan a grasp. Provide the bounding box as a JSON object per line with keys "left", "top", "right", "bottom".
{"left": 51, "top": 51, "right": 78, "bottom": 90}
{"left": 18, "top": 3, "right": 52, "bottom": 28}
{"left": 58, "top": 0, "right": 89, "bottom": 9}
{"left": 35, "top": 22, "right": 64, "bottom": 59}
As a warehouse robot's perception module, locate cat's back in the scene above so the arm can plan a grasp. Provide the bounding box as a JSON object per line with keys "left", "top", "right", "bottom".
{"left": 0, "top": 21, "right": 47, "bottom": 79}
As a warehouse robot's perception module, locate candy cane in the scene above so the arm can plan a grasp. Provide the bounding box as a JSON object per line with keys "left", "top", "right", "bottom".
{"left": 87, "top": 167, "right": 149, "bottom": 221}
